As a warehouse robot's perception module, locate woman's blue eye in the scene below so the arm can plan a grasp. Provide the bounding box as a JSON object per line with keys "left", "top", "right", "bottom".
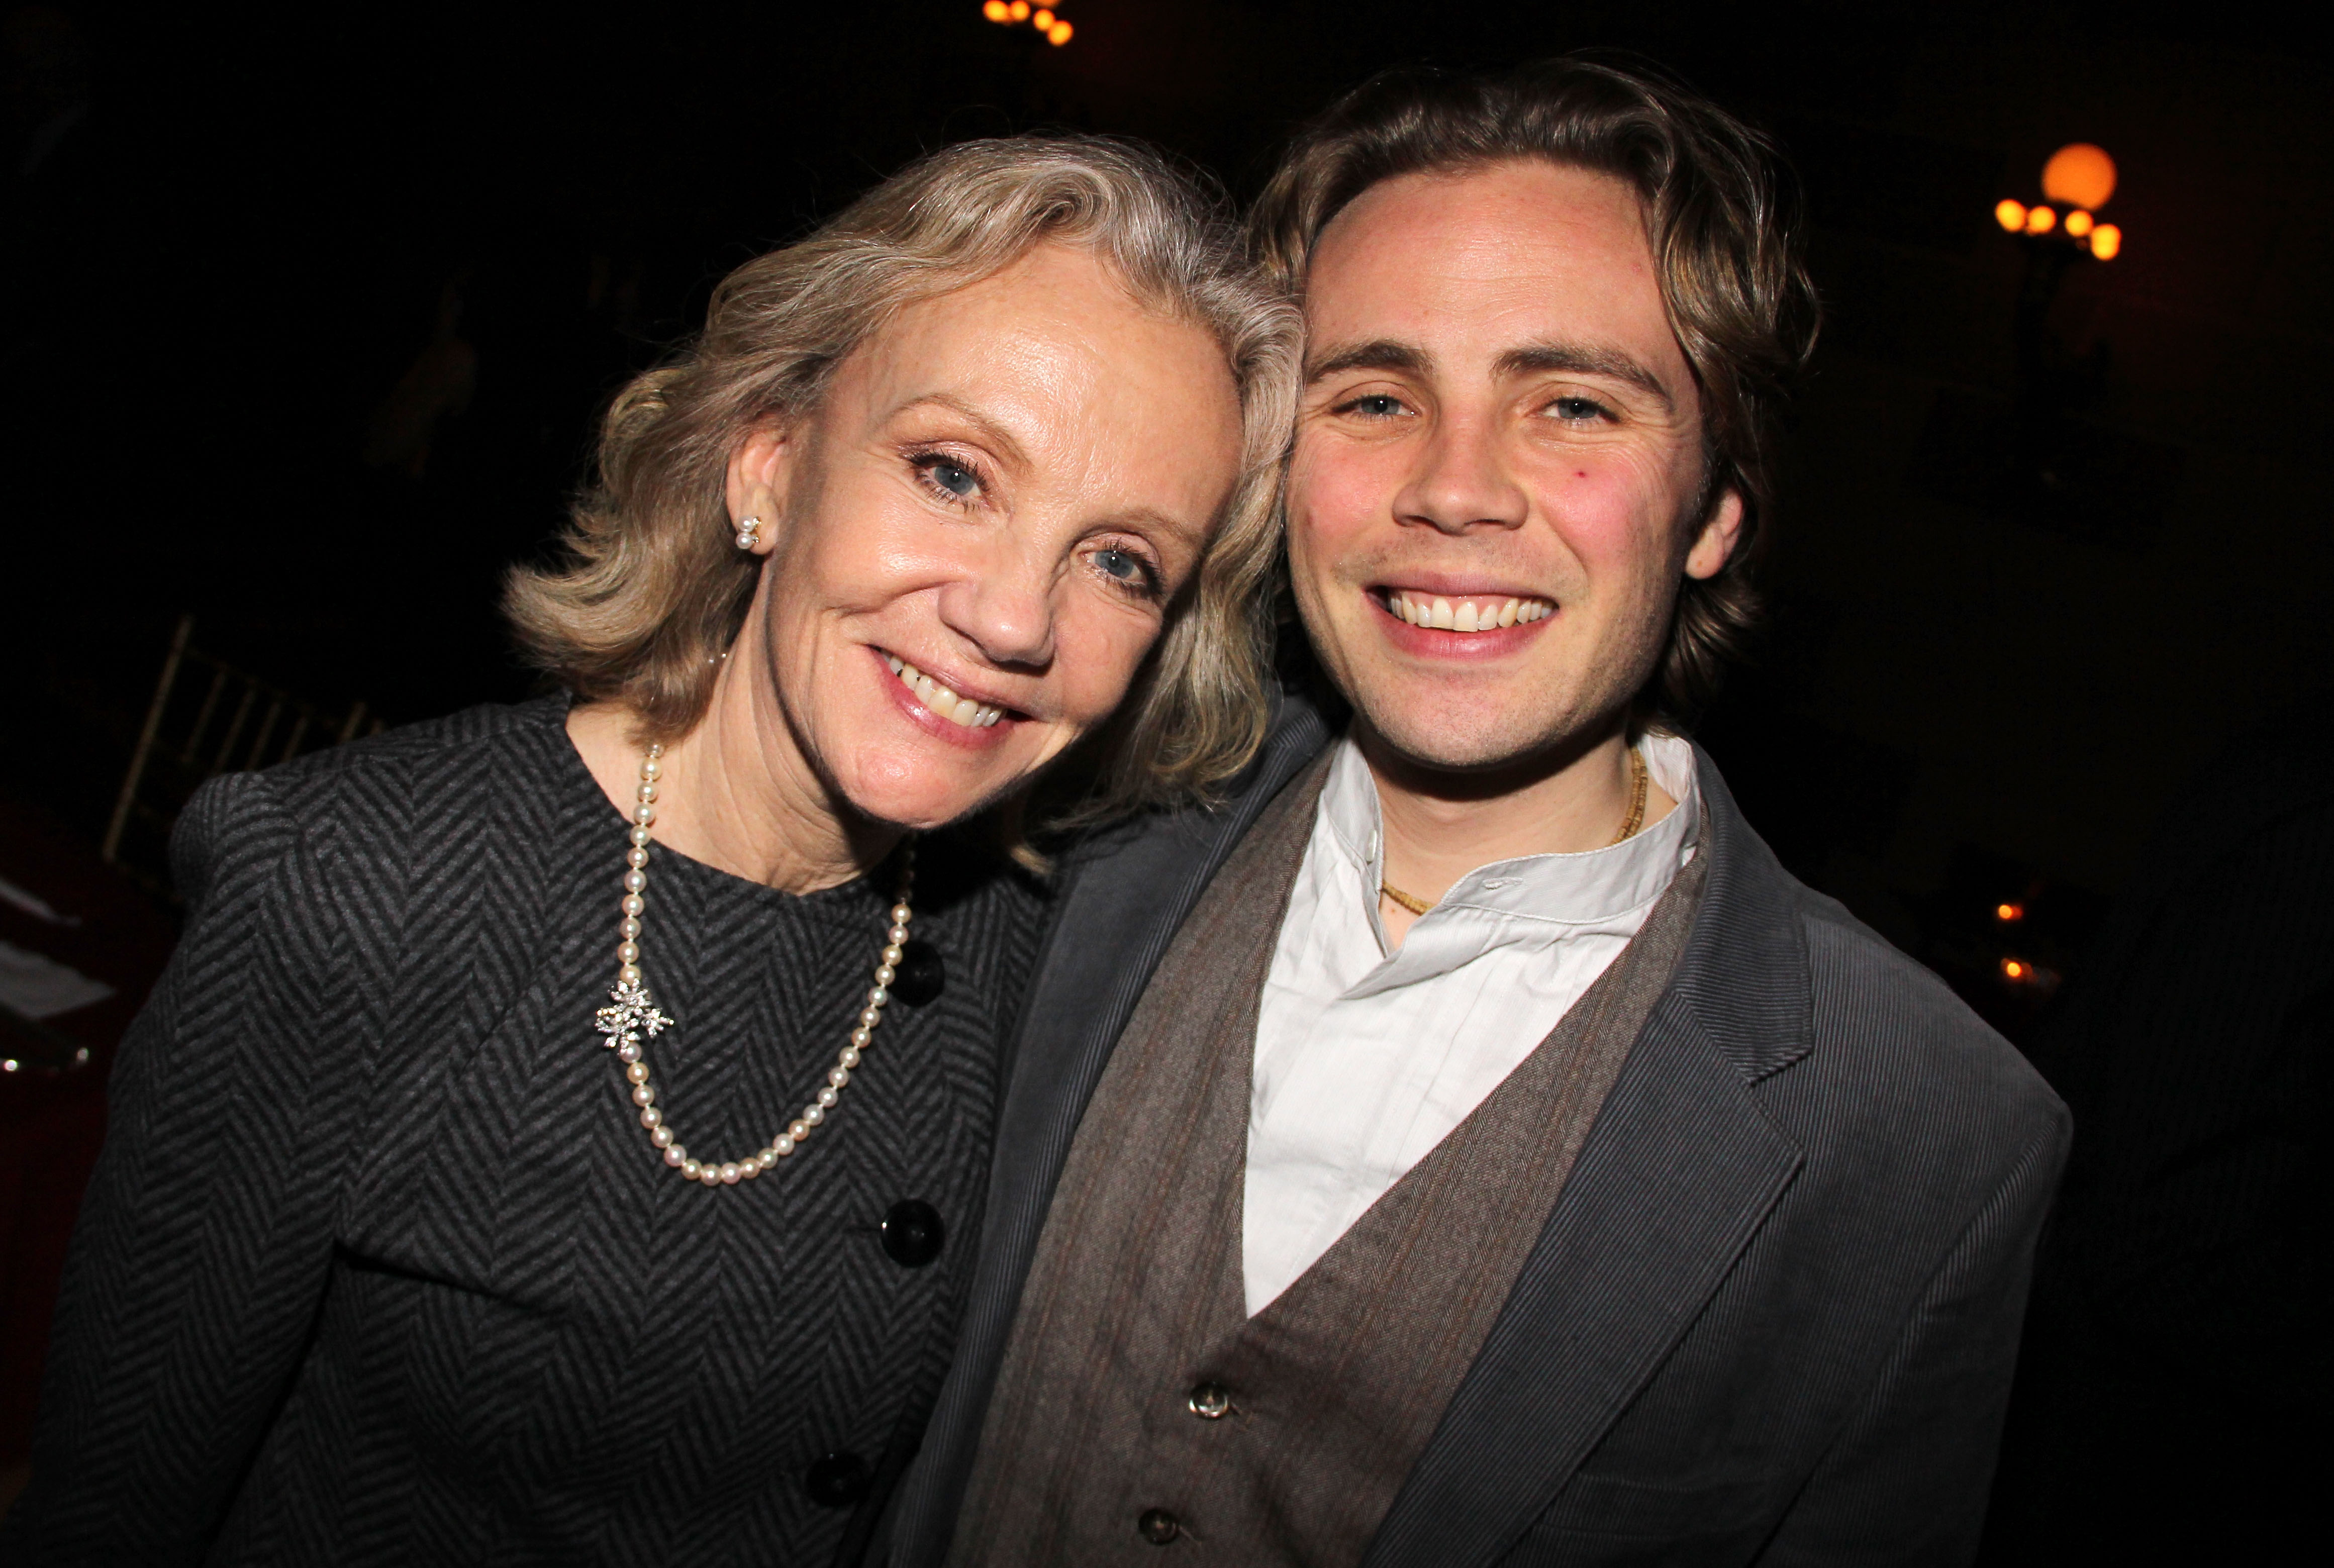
{"left": 919, "top": 456, "right": 980, "bottom": 498}
{"left": 1094, "top": 548, "right": 1145, "bottom": 583}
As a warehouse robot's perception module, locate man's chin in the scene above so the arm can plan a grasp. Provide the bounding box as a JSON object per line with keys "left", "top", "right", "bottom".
{"left": 1354, "top": 709, "right": 1588, "bottom": 780}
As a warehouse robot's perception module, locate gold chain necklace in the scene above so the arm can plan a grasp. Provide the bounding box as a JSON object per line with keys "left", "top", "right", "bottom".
{"left": 592, "top": 743, "right": 916, "bottom": 1188}
{"left": 1380, "top": 745, "right": 1648, "bottom": 918}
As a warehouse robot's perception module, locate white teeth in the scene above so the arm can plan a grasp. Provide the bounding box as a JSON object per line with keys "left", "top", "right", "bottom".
{"left": 889, "top": 656, "right": 1004, "bottom": 729}
{"left": 1386, "top": 591, "right": 1552, "bottom": 633}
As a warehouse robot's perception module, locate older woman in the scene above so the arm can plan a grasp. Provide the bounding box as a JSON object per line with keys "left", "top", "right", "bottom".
{"left": 6, "top": 137, "right": 1296, "bottom": 1565}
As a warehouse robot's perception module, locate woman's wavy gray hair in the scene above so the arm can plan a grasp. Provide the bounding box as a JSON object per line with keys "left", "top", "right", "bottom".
{"left": 507, "top": 134, "right": 1300, "bottom": 826}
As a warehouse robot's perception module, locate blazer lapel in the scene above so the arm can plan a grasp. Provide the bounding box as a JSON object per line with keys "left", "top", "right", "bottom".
{"left": 1364, "top": 748, "right": 1814, "bottom": 1568}
{"left": 888, "top": 691, "right": 1334, "bottom": 1565}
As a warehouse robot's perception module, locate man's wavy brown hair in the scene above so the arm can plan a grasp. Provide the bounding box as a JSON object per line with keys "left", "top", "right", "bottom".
{"left": 1251, "top": 56, "right": 1820, "bottom": 729}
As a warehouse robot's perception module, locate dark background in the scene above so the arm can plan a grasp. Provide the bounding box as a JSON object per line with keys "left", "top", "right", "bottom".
{"left": 4, "top": 0, "right": 2327, "bottom": 1547}
{"left": 9, "top": 0, "right": 2330, "bottom": 1023}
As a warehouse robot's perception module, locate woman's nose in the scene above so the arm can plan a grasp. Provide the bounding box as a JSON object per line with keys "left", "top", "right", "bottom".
{"left": 934, "top": 549, "right": 1056, "bottom": 671}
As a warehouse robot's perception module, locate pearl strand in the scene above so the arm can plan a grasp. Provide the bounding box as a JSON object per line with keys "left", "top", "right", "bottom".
{"left": 593, "top": 743, "right": 915, "bottom": 1188}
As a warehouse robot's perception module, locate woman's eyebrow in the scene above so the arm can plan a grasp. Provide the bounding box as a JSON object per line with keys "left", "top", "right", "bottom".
{"left": 887, "top": 392, "right": 1032, "bottom": 468}
{"left": 1494, "top": 341, "right": 1674, "bottom": 412}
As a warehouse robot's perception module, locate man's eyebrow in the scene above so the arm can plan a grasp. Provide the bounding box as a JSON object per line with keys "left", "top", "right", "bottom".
{"left": 1496, "top": 342, "right": 1675, "bottom": 411}
{"left": 1304, "top": 339, "right": 1433, "bottom": 382}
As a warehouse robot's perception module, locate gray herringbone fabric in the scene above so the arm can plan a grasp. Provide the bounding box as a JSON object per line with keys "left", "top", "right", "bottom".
{"left": 952, "top": 761, "right": 1706, "bottom": 1567}
{"left": 2, "top": 698, "right": 1044, "bottom": 1567}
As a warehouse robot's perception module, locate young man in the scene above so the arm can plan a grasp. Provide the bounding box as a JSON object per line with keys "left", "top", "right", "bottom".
{"left": 887, "top": 60, "right": 2067, "bottom": 1566}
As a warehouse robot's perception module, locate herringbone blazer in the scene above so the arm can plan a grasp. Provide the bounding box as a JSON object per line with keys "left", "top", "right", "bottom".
{"left": 3, "top": 699, "right": 1045, "bottom": 1567}
{"left": 886, "top": 691, "right": 2070, "bottom": 1567}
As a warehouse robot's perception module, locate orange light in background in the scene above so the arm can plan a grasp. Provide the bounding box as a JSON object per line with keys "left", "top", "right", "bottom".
{"left": 1034, "top": 7, "right": 1054, "bottom": 25}
{"left": 1048, "top": 20, "right": 1073, "bottom": 42}
{"left": 2064, "top": 209, "right": 2094, "bottom": 237}
{"left": 2001, "top": 958, "right": 2029, "bottom": 981}
{"left": 1996, "top": 902, "right": 2025, "bottom": 923}
{"left": 2089, "top": 223, "right": 2121, "bottom": 260}
{"left": 1008, "top": 0, "right": 1029, "bottom": 17}
{"left": 1995, "top": 199, "right": 2027, "bottom": 232}
{"left": 983, "top": 0, "right": 1008, "bottom": 18}
{"left": 2024, "top": 205, "right": 2057, "bottom": 234}
{"left": 2041, "top": 143, "right": 2117, "bottom": 211}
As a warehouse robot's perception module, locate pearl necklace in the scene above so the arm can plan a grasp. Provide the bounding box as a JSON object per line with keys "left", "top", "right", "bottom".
{"left": 593, "top": 743, "right": 916, "bottom": 1188}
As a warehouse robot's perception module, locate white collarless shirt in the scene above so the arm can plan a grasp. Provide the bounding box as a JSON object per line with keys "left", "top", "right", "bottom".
{"left": 1242, "top": 732, "right": 1701, "bottom": 1315}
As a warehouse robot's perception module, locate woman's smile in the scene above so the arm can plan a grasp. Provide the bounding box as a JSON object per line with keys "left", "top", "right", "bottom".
{"left": 877, "top": 645, "right": 1018, "bottom": 748}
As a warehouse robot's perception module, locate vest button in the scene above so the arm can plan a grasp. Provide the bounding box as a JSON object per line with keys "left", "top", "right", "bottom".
{"left": 1137, "top": 1508, "right": 1182, "bottom": 1544}
{"left": 1186, "top": 1382, "right": 1232, "bottom": 1419}
{"left": 881, "top": 1199, "right": 946, "bottom": 1267}
{"left": 891, "top": 939, "right": 945, "bottom": 1006}
{"left": 804, "top": 1450, "right": 870, "bottom": 1508}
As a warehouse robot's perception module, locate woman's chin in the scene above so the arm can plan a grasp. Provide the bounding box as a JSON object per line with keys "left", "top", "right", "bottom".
{"left": 838, "top": 753, "right": 1022, "bottom": 835}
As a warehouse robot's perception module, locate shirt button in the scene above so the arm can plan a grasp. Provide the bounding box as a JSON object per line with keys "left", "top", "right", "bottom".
{"left": 881, "top": 1199, "right": 946, "bottom": 1267}
{"left": 1186, "top": 1382, "right": 1231, "bottom": 1419}
{"left": 890, "top": 938, "right": 946, "bottom": 1006}
{"left": 1482, "top": 878, "right": 1508, "bottom": 890}
{"left": 804, "top": 1450, "right": 870, "bottom": 1508}
{"left": 1137, "top": 1508, "right": 1182, "bottom": 1544}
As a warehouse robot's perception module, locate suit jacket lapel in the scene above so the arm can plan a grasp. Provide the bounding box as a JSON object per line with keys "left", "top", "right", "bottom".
{"left": 1364, "top": 747, "right": 1814, "bottom": 1568}
{"left": 888, "top": 692, "right": 1334, "bottom": 1565}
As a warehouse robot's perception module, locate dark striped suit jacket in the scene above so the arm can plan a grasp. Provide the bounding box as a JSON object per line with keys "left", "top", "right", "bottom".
{"left": 3, "top": 698, "right": 1044, "bottom": 1566}
{"left": 887, "top": 692, "right": 2069, "bottom": 1566}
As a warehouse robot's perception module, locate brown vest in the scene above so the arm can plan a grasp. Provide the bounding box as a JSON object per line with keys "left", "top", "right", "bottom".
{"left": 950, "top": 758, "right": 1706, "bottom": 1567}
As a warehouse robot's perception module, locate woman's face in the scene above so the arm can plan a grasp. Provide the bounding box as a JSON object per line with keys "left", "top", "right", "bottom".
{"left": 730, "top": 242, "right": 1244, "bottom": 831}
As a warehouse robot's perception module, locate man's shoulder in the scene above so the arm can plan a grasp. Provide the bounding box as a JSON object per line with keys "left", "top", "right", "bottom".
{"left": 1781, "top": 878, "right": 2067, "bottom": 1164}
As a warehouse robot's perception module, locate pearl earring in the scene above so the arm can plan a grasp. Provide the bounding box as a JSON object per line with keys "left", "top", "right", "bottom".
{"left": 735, "top": 515, "right": 762, "bottom": 551}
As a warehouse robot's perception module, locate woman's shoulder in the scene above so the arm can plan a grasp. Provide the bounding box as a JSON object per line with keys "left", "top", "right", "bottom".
{"left": 173, "top": 695, "right": 585, "bottom": 899}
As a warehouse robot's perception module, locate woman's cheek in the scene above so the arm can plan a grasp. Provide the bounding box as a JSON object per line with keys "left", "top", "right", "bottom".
{"left": 1053, "top": 606, "right": 1156, "bottom": 730}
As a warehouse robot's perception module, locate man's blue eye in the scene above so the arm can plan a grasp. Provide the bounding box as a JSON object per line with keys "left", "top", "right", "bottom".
{"left": 1553, "top": 397, "right": 1606, "bottom": 421}
{"left": 1349, "top": 396, "right": 1404, "bottom": 417}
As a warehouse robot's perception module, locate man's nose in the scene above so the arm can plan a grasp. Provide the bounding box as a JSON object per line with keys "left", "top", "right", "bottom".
{"left": 934, "top": 543, "right": 1057, "bottom": 671}
{"left": 1393, "top": 415, "right": 1528, "bottom": 535}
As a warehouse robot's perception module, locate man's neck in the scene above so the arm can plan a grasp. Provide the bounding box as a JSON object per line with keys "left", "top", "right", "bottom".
{"left": 1362, "top": 720, "right": 1677, "bottom": 912}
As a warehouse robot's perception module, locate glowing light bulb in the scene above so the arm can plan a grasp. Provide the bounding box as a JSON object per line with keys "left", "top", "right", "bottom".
{"left": 2089, "top": 224, "right": 2121, "bottom": 260}
{"left": 2041, "top": 144, "right": 2117, "bottom": 211}
{"left": 1049, "top": 19, "right": 1072, "bottom": 42}
{"left": 1008, "top": 0, "right": 1029, "bottom": 18}
{"left": 2064, "top": 209, "right": 2094, "bottom": 237}
{"left": 1995, "top": 199, "right": 2028, "bottom": 232}
{"left": 1996, "top": 903, "right": 2025, "bottom": 922}
{"left": 2025, "top": 205, "right": 2057, "bottom": 235}
{"left": 983, "top": 0, "right": 1008, "bottom": 18}
{"left": 2001, "top": 959, "right": 2027, "bottom": 981}
{"left": 1034, "top": 7, "right": 1054, "bottom": 25}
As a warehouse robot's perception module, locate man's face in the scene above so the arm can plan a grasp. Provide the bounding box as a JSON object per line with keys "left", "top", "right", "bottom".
{"left": 1287, "top": 159, "right": 1741, "bottom": 774}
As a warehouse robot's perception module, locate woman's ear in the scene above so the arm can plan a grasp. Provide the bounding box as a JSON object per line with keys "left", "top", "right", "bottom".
{"left": 725, "top": 425, "right": 793, "bottom": 556}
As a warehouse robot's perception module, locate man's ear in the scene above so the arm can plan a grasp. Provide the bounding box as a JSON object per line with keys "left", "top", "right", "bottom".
{"left": 725, "top": 424, "right": 793, "bottom": 555}
{"left": 1684, "top": 488, "right": 1745, "bottom": 581}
